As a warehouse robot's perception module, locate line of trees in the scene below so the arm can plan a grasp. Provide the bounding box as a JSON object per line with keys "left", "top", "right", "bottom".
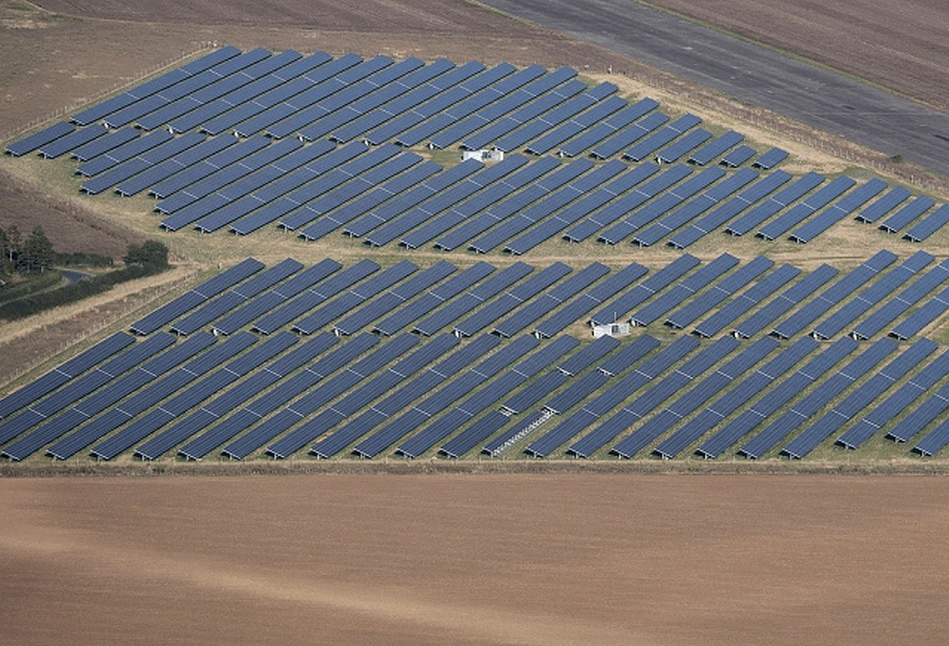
{"left": 0, "top": 225, "right": 55, "bottom": 275}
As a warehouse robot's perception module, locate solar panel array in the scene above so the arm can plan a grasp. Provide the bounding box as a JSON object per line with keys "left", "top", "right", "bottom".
{"left": 3, "top": 250, "right": 949, "bottom": 463}
{"left": 7, "top": 46, "right": 943, "bottom": 249}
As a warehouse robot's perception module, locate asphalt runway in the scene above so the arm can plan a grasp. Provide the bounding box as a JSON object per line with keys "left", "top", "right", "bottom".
{"left": 477, "top": 0, "right": 949, "bottom": 178}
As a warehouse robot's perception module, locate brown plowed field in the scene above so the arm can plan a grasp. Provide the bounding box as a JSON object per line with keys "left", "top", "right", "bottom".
{"left": 2, "top": 474, "right": 948, "bottom": 645}
{"left": 647, "top": 0, "right": 949, "bottom": 111}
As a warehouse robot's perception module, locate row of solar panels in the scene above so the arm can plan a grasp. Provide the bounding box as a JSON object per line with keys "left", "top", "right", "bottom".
{"left": 6, "top": 301, "right": 949, "bottom": 463}
{"left": 6, "top": 46, "right": 787, "bottom": 171}
{"left": 13, "top": 116, "right": 940, "bottom": 250}
{"left": 115, "top": 252, "right": 949, "bottom": 351}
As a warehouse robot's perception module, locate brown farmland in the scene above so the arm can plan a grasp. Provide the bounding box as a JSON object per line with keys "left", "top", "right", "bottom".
{"left": 646, "top": 0, "right": 949, "bottom": 111}
{"left": 2, "top": 474, "right": 948, "bottom": 645}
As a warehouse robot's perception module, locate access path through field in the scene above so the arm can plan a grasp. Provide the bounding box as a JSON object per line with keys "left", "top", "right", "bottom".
{"left": 2, "top": 474, "right": 947, "bottom": 645}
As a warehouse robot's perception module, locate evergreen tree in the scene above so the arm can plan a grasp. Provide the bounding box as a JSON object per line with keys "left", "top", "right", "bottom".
{"left": 24, "top": 226, "right": 55, "bottom": 273}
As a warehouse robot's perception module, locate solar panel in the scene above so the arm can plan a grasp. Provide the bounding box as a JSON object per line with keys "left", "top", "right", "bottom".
{"left": 838, "top": 344, "right": 949, "bottom": 449}
{"left": 730, "top": 264, "right": 835, "bottom": 339}
{"left": 783, "top": 338, "right": 936, "bottom": 459}
{"left": 366, "top": 155, "right": 530, "bottom": 248}
{"left": 665, "top": 256, "right": 774, "bottom": 329}
{"left": 591, "top": 255, "right": 699, "bottom": 327}
{"left": 647, "top": 337, "right": 779, "bottom": 459}
{"left": 656, "top": 128, "right": 713, "bottom": 163}
{"left": 169, "top": 259, "right": 303, "bottom": 336}
{"left": 622, "top": 113, "right": 701, "bottom": 162}
{"left": 190, "top": 140, "right": 361, "bottom": 233}
{"left": 299, "top": 160, "right": 441, "bottom": 241}
{"left": 752, "top": 147, "right": 788, "bottom": 169}
{"left": 344, "top": 159, "right": 481, "bottom": 238}
{"left": 427, "top": 66, "right": 578, "bottom": 149}
{"left": 400, "top": 155, "right": 558, "bottom": 249}
{"left": 444, "top": 267, "right": 570, "bottom": 338}
{"left": 535, "top": 262, "right": 647, "bottom": 338}
{"left": 220, "top": 333, "right": 418, "bottom": 460}
{"left": 576, "top": 336, "right": 736, "bottom": 459}
{"left": 467, "top": 159, "right": 619, "bottom": 253}
{"left": 691, "top": 264, "right": 797, "bottom": 337}
{"left": 493, "top": 262, "right": 609, "bottom": 338}
{"left": 457, "top": 78, "right": 589, "bottom": 150}
{"left": 812, "top": 250, "right": 934, "bottom": 340}
{"left": 506, "top": 161, "right": 662, "bottom": 253}
{"left": 0, "top": 332, "right": 135, "bottom": 420}
{"left": 631, "top": 254, "right": 739, "bottom": 327}
{"left": 36, "top": 123, "right": 108, "bottom": 159}
{"left": 0, "top": 332, "right": 180, "bottom": 446}
{"left": 553, "top": 97, "right": 659, "bottom": 158}
{"left": 394, "top": 335, "right": 578, "bottom": 458}
{"left": 289, "top": 261, "right": 416, "bottom": 335}
{"left": 562, "top": 163, "right": 674, "bottom": 243}
{"left": 522, "top": 94, "right": 626, "bottom": 155}
{"left": 352, "top": 336, "right": 542, "bottom": 458}
{"left": 770, "top": 250, "right": 897, "bottom": 339}
{"left": 890, "top": 284, "right": 949, "bottom": 340}
{"left": 70, "top": 46, "right": 242, "bottom": 126}
{"left": 720, "top": 145, "right": 756, "bottom": 167}
{"left": 589, "top": 112, "right": 671, "bottom": 160}
{"left": 696, "top": 337, "right": 856, "bottom": 458}
{"left": 904, "top": 204, "right": 949, "bottom": 242}
{"left": 740, "top": 337, "right": 897, "bottom": 459}
{"left": 688, "top": 130, "right": 744, "bottom": 165}
{"left": 312, "top": 335, "right": 501, "bottom": 459}
{"left": 5, "top": 121, "right": 75, "bottom": 157}
{"left": 207, "top": 142, "right": 400, "bottom": 234}
{"left": 129, "top": 258, "right": 265, "bottom": 336}
{"left": 789, "top": 177, "right": 888, "bottom": 243}
{"left": 70, "top": 127, "right": 140, "bottom": 162}
{"left": 372, "top": 262, "right": 495, "bottom": 336}
{"left": 295, "top": 59, "right": 455, "bottom": 142}
{"left": 852, "top": 259, "right": 949, "bottom": 340}
{"left": 757, "top": 175, "right": 856, "bottom": 240}
{"left": 885, "top": 384, "right": 949, "bottom": 444}
{"left": 135, "top": 332, "right": 337, "bottom": 460}
{"left": 413, "top": 262, "right": 533, "bottom": 336}
{"left": 265, "top": 334, "right": 458, "bottom": 458}
{"left": 668, "top": 171, "right": 792, "bottom": 248}
{"left": 724, "top": 171, "right": 824, "bottom": 236}
{"left": 156, "top": 136, "right": 306, "bottom": 217}
{"left": 363, "top": 62, "right": 518, "bottom": 145}
{"left": 203, "top": 53, "right": 364, "bottom": 136}
{"left": 630, "top": 168, "right": 758, "bottom": 246}
{"left": 434, "top": 158, "right": 591, "bottom": 251}
{"left": 80, "top": 132, "right": 206, "bottom": 195}
{"left": 879, "top": 195, "right": 935, "bottom": 233}
{"left": 83, "top": 332, "right": 260, "bottom": 460}
{"left": 855, "top": 186, "right": 911, "bottom": 223}
{"left": 104, "top": 48, "right": 273, "bottom": 128}
{"left": 147, "top": 135, "right": 269, "bottom": 199}
{"left": 914, "top": 416, "right": 949, "bottom": 456}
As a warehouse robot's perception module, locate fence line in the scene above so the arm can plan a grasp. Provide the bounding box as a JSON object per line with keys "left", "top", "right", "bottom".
{"left": 1, "top": 42, "right": 215, "bottom": 146}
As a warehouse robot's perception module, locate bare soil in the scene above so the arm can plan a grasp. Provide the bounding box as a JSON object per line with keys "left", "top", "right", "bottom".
{"left": 0, "top": 168, "right": 143, "bottom": 258}
{"left": 2, "top": 473, "right": 948, "bottom": 645}
{"left": 645, "top": 0, "right": 949, "bottom": 112}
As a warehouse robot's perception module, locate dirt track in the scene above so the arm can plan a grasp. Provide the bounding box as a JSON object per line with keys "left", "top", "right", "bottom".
{"left": 2, "top": 474, "right": 948, "bottom": 645}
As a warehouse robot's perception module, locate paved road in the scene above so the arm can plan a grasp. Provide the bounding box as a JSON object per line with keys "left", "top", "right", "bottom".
{"left": 478, "top": 0, "right": 949, "bottom": 178}
{"left": 60, "top": 269, "right": 92, "bottom": 285}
